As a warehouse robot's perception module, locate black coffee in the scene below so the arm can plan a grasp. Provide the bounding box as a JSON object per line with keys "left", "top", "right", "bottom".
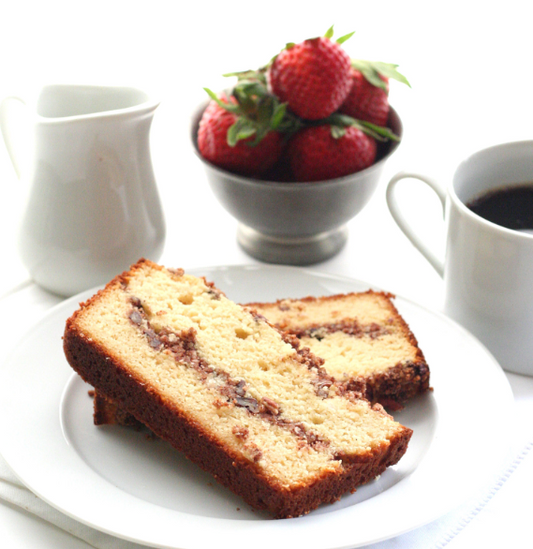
{"left": 466, "top": 183, "right": 533, "bottom": 231}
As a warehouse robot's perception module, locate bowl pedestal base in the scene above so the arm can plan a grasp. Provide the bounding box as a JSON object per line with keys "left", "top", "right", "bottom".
{"left": 237, "top": 224, "right": 348, "bottom": 265}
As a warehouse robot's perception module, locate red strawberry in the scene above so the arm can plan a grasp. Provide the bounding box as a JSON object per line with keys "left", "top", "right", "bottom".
{"left": 340, "top": 68, "right": 390, "bottom": 126}
{"left": 197, "top": 99, "right": 283, "bottom": 177}
{"left": 340, "top": 60, "right": 410, "bottom": 126}
{"left": 288, "top": 124, "right": 377, "bottom": 182}
{"left": 268, "top": 30, "right": 352, "bottom": 120}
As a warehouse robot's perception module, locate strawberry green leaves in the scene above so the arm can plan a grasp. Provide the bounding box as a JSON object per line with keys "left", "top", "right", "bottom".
{"left": 324, "top": 26, "right": 335, "bottom": 39}
{"left": 204, "top": 79, "right": 289, "bottom": 147}
{"left": 351, "top": 59, "right": 411, "bottom": 90}
{"left": 335, "top": 31, "right": 355, "bottom": 45}
{"left": 205, "top": 64, "right": 307, "bottom": 147}
{"left": 283, "top": 25, "right": 353, "bottom": 51}
{"left": 324, "top": 113, "right": 400, "bottom": 142}
{"left": 323, "top": 25, "right": 354, "bottom": 45}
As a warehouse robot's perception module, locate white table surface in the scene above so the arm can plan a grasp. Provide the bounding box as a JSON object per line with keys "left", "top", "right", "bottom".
{"left": 1, "top": 1, "right": 532, "bottom": 547}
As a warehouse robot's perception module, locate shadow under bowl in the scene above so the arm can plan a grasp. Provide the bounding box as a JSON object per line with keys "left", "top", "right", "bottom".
{"left": 191, "top": 102, "right": 402, "bottom": 265}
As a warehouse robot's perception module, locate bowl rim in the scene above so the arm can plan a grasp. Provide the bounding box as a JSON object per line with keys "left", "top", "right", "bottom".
{"left": 190, "top": 101, "right": 402, "bottom": 188}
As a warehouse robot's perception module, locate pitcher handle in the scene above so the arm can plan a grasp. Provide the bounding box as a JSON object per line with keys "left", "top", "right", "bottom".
{"left": 386, "top": 171, "right": 447, "bottom": 277}
{"left": 0, "top": 96, "right": 27, "bottom": 179}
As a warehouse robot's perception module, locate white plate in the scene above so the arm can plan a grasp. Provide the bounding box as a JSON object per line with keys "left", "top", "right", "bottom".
{"left": 0, "top": 265, "right": 513, "bottom": 549}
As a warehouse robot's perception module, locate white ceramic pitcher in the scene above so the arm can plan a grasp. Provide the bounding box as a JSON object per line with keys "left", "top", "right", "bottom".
{"left": 0, "top": 84, "right": 166, "bottom": 297}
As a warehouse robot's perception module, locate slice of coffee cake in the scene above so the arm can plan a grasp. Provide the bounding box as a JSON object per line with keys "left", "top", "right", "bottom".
{"left": 248, "top": 291, "right": 430, "bottom": 410}
{"left": 64, "top": 259, "right": 412, "bottom": 518}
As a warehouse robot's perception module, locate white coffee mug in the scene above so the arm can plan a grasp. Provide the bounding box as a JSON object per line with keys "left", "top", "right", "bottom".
{"left": 387, "top": 140, "right": 533, "bottom": 376}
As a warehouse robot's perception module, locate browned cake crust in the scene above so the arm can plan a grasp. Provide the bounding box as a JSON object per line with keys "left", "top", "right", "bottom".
{"left": 63, "top": 261, "right": 413, "bottom": 518}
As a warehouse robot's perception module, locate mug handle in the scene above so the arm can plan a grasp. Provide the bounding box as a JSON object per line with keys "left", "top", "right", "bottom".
{"left": 386, "top": 171, "right": 447, "bottom": 277}
{"left": 0, "top": 96, "right": 26, "bottom": 179}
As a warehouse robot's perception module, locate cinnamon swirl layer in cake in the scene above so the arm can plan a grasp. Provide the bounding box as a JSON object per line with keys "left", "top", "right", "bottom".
{"left": 64, "top": 259, "right": 412, "bottom": 518}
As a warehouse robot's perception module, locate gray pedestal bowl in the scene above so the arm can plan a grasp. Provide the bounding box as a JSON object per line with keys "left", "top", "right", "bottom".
{"left": 191, "top": 103, "right": 402, "bottom": 265}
